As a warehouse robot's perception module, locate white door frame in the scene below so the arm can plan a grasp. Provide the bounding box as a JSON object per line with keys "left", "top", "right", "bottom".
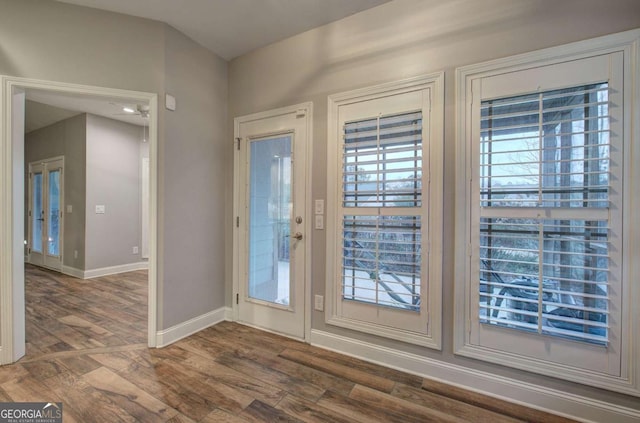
{"left": 232, "top": 102, "right": 313, "bottom": 341}
{"left": 0, "top": 75, "right": 159, "bottom": 364}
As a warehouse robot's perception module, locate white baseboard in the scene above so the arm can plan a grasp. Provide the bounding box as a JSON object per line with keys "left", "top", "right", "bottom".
{"left": 155, "top": 307, "right": 227, "bottom": 348}
{"left": 310, "top": 329, "right": 640, "bottom": 423}
{"left": 61, "top": 262, "right": 148, "bottom": 279}
{"left": 61, "top": 265, "right": 85, "bottom": 279}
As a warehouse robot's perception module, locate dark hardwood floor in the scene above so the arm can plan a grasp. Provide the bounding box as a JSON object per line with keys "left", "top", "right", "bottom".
{"left": 0, "top": 265, "right": 576, "bottom": 422}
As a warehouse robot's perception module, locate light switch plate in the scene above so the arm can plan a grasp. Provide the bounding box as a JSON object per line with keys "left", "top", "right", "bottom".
{"left": 314, "top": 295, "right": 324, "bottom": 312}
{"left": 314, "top": 199, "right": 324, "bottom": 215}
{"left": 95, "top": 205, "right": 106, "bottom": 214}
{"left": 165, "top": 93, "right": 176, "bottom": 111}
{"left": 315, "top": 215, "right": 324, "bottom": 230}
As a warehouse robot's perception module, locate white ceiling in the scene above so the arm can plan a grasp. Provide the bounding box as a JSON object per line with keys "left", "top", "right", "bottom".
{"left": 25, "top": 89, "right": 148, "bottom": 133}
{"left": 55, "top": 0, "right": 392, "bottom": 60}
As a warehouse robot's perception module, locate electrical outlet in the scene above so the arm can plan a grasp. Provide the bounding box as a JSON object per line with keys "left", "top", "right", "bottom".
{"left": 74, "top": 250, "right": 78, "bottom": 259}
{"left": 314, "top": 295, "right": 324, "bottom": 312}
{"left": 133, "top": 246, "right": 139, "bottom": 254}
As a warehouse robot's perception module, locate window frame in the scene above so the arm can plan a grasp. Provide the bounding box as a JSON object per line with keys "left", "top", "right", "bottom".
{"left": 326, "top": 74, "right": 444, "bottom": 349}
{"left": 454, "top": 29, "right": 640, "bottom": 395}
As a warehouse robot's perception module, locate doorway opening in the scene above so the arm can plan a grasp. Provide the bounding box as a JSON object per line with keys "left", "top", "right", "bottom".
{"left": 1, "top": 76, "right": 159, "bottom": 364}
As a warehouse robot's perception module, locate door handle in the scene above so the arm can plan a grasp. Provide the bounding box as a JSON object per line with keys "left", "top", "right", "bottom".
{"left": 290, "top": 232, "right": 303, "bottom": 240}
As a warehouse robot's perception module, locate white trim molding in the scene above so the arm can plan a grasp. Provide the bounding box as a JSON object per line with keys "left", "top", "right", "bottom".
{"left": 0, "top": 75, "right": 159, "bottom": 362}
{"left": 61, "top": 262, "right": 149, "bottom": 279}
{"left": 60, "top": 266, "right": 85, "bottom": 280}
{"left": 156, "top": 307, "right": 228, "bottom": 347}
{"left": 310, "top": 329, "right": 640, "bottom": 423}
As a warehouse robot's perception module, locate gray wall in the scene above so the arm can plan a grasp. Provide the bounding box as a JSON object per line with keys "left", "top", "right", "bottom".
{"left": 161, "top": 26, "right": 228, "bottom": 328}
{"left": 85, "top": 114, "right": 144, "bottom": 270}
{"left": 227, "top": 0, "right": 640, "bottom": 410}
{"left": 25, "top": 114, "right": 87, "bottom": 269}
{"left": 0, "top": 0, "right": 229, "bottom": 331}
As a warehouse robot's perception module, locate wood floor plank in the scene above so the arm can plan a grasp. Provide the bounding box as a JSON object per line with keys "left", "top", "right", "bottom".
{"left": 164, "top": 414, "right": 197, "bottom": 423}
{"left": 56, "top": 354, "right": 103, "bottom": 376}
{"left": 2, "top": 374, "right": 66, "bottom": 403}
{"left": 0, "top": 363, "right": 28, "bottom": 384}
{"left": 316, "top": 389, "right": 408, "bottom": 423}
{"left": 201, "top": 408, "right": 251, "bottom": 423}
{"left": 83, "top": 366, "right": 183, "bottom": 422}
{"left": 349, "top": 384, "right": 467, "bottom": 423}
{"left": 241, "top": 347, "right": 355, "bottom": 397}
{"left": 21, "top": 359, "right": 66, "bottom": 380}
{"left": 43, "top": 372, "right": 136, "bottom": 423}
{"left": 216, "top": 351, "right": 326, "bottom": 402}
{"left": 117, "top": 359, "right": 214, "bottom": 421}
{"left": 212, "top": 321, "right": 305, "bottom": 355}
{"left": 240, "top": 399, "right": 305, "bottom": 423}
{"left": 288, "top": 342, "right": 424, "bottom": 388}
{"left": 275, "top": 393, "right": 356, "bottom": 423}
{"left": 0, "top": 387, "right": 14, "bottom": 403}
{"left": 58, "top": 314, "right": 114, "bottom": 337}
{"left": 172, "top": 336, "right": 225, "bottom": 360}
{"left": 193, "top": 325, "right": 272, "bottom": 358}
{"left": 391, "top": 383, "right": 524, "bottom": 423}
{"left": 89, "top": 351, "right": 144, "bottom": 372}
{"left": 182, "top": 351, "right": 287, "bottom": 406}
{"left": 279, "top": 348, "right": 396, "bottom": 393}
{"left": 155, "top": 358, "right": 255, "bottom": 413}
{"left": 422, "top": 378, "right": 577, "bottom": 423}
{"left": 44, "top": 325, "right": 107, "bottom": 350}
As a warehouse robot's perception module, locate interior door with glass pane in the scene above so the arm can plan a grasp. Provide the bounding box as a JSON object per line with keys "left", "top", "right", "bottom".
{"left": 235, "top": 107, "right": 308, "bottom": 339}
{"left": 28, "top": 158, "right": 63, "bottom": 271}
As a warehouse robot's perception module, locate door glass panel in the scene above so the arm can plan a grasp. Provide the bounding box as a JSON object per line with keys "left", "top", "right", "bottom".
{"left": 48, "top": 169, "right": 61, "bottom": 256}
{"left": 32, "top": 172, "right": 43, "bottom": 253}
{"left": 248, "top": 136, "right": 292, "bottom": 305}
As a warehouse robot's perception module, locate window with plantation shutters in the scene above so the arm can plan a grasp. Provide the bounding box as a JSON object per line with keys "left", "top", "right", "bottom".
{"left": 326, "top": 75, "right": 444, "bottom": 348}
{"left": 456, "top": 35, "right": 640, "bottom": 396}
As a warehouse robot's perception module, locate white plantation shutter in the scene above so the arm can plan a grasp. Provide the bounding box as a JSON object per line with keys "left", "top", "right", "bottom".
{"left": 342, "top": 215, "right": 421, "bottom": 311}
{"left": 478, "top": 83, "right": 612, "bottom": 345}
{"left": 341, "top": 111, "right": 423, "bottom": 311}
{"left": 343, "top": 112, "right": 423, "bottom": 208}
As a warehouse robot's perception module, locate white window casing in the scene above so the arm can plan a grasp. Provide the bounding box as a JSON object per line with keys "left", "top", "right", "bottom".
{"left": 326, "top": 74, "right": 444, "bottom": 349}
{"left": 455, "top": 29, "right": 640, "bottom": 396}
